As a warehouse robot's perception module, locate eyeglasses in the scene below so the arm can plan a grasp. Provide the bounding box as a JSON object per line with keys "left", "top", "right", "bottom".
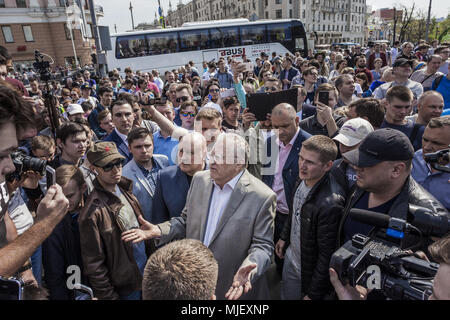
{"left": 176, "top": 96, "right": 190, "bottom": 103}
{"left": 100, "top": 159, "right": 124, "bottom": 172}
{"left": 180, "top": 111, "right": 196, "bottom": 118}
{"left": 209, "top": 89, "right": 220, "bottom": 93}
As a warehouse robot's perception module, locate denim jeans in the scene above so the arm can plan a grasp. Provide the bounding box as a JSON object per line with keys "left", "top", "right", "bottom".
{"left": 31, "top": 245, "right": 42, "bottom": 285}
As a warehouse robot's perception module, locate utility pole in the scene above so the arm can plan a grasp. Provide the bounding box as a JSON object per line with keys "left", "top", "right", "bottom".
{"left": 393, "top": 7, "right": 397, "bottom": 46}
{"left": 114, "top": 24, "right": 117, "bottom": 33}
{"left": 425, "top": 0, "right": 432, "bottom": 41}
{"left": 129, "top": 2, "right": 135, "bottom": 30}
{"left": 88, "top": 0, "right": 105, "bottom": 77}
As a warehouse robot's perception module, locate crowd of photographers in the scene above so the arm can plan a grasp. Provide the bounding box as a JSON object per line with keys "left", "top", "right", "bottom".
{"left": 0, "top": 39, "right": 449, "bottom": 301}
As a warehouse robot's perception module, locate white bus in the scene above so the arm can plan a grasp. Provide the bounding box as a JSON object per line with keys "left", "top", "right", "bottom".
{"left": 106, "top": 19, "right": 308, "bottom": 75}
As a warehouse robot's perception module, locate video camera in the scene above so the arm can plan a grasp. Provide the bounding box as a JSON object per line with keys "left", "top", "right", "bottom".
{"left": 33, "top": 50, "right": 52, "bottom": 82}
{"left": 5, "top": 151, "right": 47, "bottom": 182}
{"left": 424, "top": 146, "right": 450, "bottom": 173}
{"left": 330, "top": 206, "right": 450, "bottom": 300}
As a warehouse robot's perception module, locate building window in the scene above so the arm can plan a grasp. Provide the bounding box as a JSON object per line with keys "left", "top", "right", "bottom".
{"left": 85, "top": 23, "right": 93, "bottom": 38}
{"left": 0, "top": 0, "right": 5, "bottom": 8}
{"left": 275, "top": 0, "right": 282, "bottom": 4}
{"left": 59, "top": 0, "right": 69, "bottom": 6}
{"left": 64, "top": 23, "right": 75, "bottom": 40}
{"left": 302, "top": 10, "right": 305, "bottom": 19}
{"left": 22, "top": 25, "right": 34, "bottom": 42}
{"left": 16, "top": 0, "right": 26, "bottom": 8}
{"left": 265, "top": 11, "right": 268, "bottom": 19}
{"left": 276, "top": 9, "right": 282, "bottom": 19}
{"left": 1, "top": 26, "right": 14, "bottom": 43}
{"left": 289, "top": 9, "right": 292, "bottom": 18}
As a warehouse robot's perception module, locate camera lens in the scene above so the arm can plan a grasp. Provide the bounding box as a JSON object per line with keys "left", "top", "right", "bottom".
{"left": 22, "top": 156, "right": 47, "bottom": 176}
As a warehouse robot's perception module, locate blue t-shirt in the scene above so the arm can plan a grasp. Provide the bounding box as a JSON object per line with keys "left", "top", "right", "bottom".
{"left": 380, "top": 119, "right": 424, "bottom": 151}
{"left": 343, "top": 192, "right": 398, "bottom": 243}
{"left": 432, "top": 75, "right": 450, "bottom": 110}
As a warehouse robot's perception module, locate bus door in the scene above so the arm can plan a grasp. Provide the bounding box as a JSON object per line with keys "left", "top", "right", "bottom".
{"left": 203, "top": 50, "right": 218, "bottom": 63}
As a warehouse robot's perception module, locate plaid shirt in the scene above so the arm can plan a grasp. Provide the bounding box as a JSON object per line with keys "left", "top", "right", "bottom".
{"left": 136, "top": 159, "right": 161, "bottom": 196}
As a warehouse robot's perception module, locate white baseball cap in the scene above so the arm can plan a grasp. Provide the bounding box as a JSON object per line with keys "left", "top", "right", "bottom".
{"left": 333, "top": 117, "right": 374, "bottom": 147}
{"left": 202, "top": 102, "right": 223, "bottom": 115}
{"left": 66, "top": 104, "right": 84, "bottom": 115}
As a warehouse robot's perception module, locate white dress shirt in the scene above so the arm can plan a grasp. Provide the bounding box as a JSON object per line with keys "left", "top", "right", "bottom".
{"left": 115, "top": 128, "right": 129, "bottom": 147}
{"left": 203, "top": 170, "right": 244, "bottom": 247}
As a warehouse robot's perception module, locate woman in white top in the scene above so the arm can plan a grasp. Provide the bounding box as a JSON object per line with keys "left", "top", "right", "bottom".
{"left": 328, "top": 60, "right": 348, "bottom": 83}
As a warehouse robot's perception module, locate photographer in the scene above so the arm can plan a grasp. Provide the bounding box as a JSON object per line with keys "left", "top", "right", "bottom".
{"left": 329, "top": 235, "right": 450, "bottom": 300}
{"left": 338, "top": 128, "right": 448, "bottom": 253}
{"left": 0, "top": 85, "right": 69, "bottom": 278}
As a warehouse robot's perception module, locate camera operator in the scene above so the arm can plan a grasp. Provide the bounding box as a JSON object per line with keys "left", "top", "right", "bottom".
{"left": 0, "top": 85, "right": 69, "bottom": 279}
{"left": 329, "top": 234, "right": 450, "bottom": 300}
{"left": 337, "top": 128, "right": 448, "bottom": 253}
{"left": 411, "top": 116, "right": 450, "bottom": 211}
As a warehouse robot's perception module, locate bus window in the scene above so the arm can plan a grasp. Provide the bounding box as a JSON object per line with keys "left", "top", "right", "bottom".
{"left": 267, "top": 23, "right": 292, "bottom": 49}
{"left": 116, "top": 34, "right": 148, "bottom": 59}
{"left": 210, "top": 27, "right": 239, "bottom": 49}
{"left": 146, "top": 33, "right": 178, "bottom": 55}
{"left": 179, "top": 29, "right": 210, "bottom": 51}
{"left": 240, "top": 25, "right": 266, "bottom": 45}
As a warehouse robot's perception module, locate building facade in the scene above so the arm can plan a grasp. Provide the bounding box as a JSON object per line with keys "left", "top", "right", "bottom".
{"left": 159, "top": 0, "right": 366, "bottom": 46}
{"left": 0, "top": 0, "right": 104, "bottom": 71}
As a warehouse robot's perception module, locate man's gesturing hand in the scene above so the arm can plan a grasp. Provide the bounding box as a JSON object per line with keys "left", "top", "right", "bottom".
{"left": 225, "top": 263, "right": 257, "bottom": 300}
{"left": 35, "top": 184, "right": 69, "bottom": 223}
{"left": 329, "top": 268, "right": 368, "bottom": 300}
{"left": 121, "top": 215, "right": 161, "bottom": 243}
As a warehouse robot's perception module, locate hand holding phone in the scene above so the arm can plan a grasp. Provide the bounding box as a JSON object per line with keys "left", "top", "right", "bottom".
{"left": 318, "top": 91, "right": 329, "bottom": 107}
{"left": 46, "top": 166, "right": 56, "bottom": 191}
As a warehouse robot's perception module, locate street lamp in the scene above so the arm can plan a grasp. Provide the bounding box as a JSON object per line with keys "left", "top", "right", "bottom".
{"left": 129, "top": 2, "right": 135, "bottom": 30}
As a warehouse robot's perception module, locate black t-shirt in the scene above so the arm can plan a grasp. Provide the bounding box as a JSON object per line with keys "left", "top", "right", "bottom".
{"left": 380, "top": 119, "right": 424, "bottom": 151}
{"left": 343, "top": 191, "right": 399, "bottom": 243}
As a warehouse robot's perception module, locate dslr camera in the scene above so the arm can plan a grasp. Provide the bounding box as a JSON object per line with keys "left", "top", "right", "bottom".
{"left": 6, "top": 151, "right": 47, "bottom": 182}
{"left": 424, "top": 146, "right": 450, "bottom": 173}
{"left": 330, "top": 206, "right": 450, "bottom": 300}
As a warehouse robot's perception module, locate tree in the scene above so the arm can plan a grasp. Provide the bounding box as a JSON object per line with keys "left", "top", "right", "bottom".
{"left": 398, "top": 3, "right": 416, "bottom": 42}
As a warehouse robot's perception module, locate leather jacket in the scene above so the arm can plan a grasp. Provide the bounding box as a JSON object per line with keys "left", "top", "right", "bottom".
{"left": 337, "top": 176, "right": 449, "bottom": 252}
{"left": 78, "top": 177, "right": 153, "bottom": 300}
{"left": 280, "top": 172, "right": 347, "bottom": 300}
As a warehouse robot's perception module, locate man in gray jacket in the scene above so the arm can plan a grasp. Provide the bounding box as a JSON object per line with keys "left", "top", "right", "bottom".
{"left": 122, "top": 133, "right": 276, "bottom": 300}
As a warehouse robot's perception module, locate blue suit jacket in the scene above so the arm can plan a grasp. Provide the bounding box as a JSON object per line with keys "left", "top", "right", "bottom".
{"left": 151, "top": 165, "right": 190, "bottom": 224}
{"left": 104, "top": 130, "right": 133, "bottom": 165}
{"left": 122, "top": 155, "right": 169, "bottom": 222}
{"left": 280, "top": 67, "right": 300, "bottom": 82}
{"left": 261, "top": 129, "right": 312, "bottom": 213}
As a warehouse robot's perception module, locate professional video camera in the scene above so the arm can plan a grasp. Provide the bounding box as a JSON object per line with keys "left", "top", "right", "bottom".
{"left": 330, "top": 206, "right": 450, "bottom": 300}
{"left": 5, "top": 151, "right": 47, "bottom": 182}
{"left": 32, "top": 50, "right": 52, "bottom": 82}
{"left": 424, "top": 146, "right": 450, "bottom": 173}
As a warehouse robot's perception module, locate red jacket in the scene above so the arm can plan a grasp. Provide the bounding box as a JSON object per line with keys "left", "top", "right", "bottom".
{"left": 368, "top": 52, "right": 387, "bottom": 70}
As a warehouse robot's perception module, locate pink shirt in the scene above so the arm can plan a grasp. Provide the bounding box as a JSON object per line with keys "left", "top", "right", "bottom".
{"left": 272, "top": 128, "right": 300, "bottom": 215}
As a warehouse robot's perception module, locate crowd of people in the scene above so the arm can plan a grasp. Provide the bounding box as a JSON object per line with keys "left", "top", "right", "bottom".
{"left": 0, "top": 38, "right": 449, "bottom": 301}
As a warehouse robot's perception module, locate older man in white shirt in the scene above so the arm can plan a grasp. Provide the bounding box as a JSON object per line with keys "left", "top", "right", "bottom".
{"left": 121, "top": 133, "right": 276, "bottom": 300}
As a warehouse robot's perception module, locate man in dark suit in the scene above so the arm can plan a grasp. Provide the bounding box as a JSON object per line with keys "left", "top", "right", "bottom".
{"left": 152, "top": 132, "right": 207, "bottom": 224}
{"left": 292, "top": 84, "right": 316, "bottom": 121}
{"left": 104, "top": 99, "right": 135, "bottom": 164}
{"left": 261, "top": 103, "right": 312, "bottom": 275}
{"left": 279, "top": 57, "right": 300, "bottom": 90}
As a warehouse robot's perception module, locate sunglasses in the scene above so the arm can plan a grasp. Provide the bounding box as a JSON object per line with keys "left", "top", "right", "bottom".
{"left": 180, "top": 111, "right": 196, "bottom": 118}
{"left": 101, "top": 159, "right": 124, "bottom": 172}
{"left": 176, "top": 96, "right": 190, "bottom": 103}
{"left": 209, "top": 89, "right": 220, "bottom": 93}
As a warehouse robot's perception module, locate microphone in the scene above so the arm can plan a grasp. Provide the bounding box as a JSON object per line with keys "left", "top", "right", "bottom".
{"left": 349, "top": 207, "right": 450, "bottom": 238}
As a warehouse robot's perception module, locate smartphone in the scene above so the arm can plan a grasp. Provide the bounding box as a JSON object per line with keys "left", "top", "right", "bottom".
{"left": 243, "top": 62, "right": 254, "bottom": 73}
{"left": 46, "top": 166, "right": 56, "bottom": 191}
{"left": 0, "top": 277, "right": 24, "bottom": 300}
{"left": 73, "top": 283, "right": 94, "bottom": 300}
{"left": 220, "top": 88, "right": 236, "bottom": 98}
{"left": 318, "top": 91, "right": 329, "bottom": 106}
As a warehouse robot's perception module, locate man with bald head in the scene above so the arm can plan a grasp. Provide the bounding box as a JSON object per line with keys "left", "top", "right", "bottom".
{"left": 261, "top": 103, "right": 312, "bottom": 275}
{"left": 152, "top": 132, "right": 207, "bottom": 223}
{"left": 406, "top": 91, "right": 444, "bottom": 126}
{"left": 122, "top": 133, "right": 276, "bottom": 300}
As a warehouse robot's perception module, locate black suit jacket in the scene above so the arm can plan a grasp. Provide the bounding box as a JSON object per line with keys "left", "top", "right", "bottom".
{"left": 300, "top": 103, "right": 317, "bottom": 120}
{"left": 104, "top": 130, "right": 133, "bottom": 164}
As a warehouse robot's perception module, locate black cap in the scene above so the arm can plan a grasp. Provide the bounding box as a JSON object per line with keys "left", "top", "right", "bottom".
{"left": 343, "top": 128, "right": 414, "bottom": 168}
{"left": 393, "top": 58, "right": 413, "bottom": 68}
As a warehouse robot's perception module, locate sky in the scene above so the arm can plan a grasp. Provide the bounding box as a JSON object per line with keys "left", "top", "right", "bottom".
{"left": 95, "top": 0, "right": 449, "bottom": 34}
